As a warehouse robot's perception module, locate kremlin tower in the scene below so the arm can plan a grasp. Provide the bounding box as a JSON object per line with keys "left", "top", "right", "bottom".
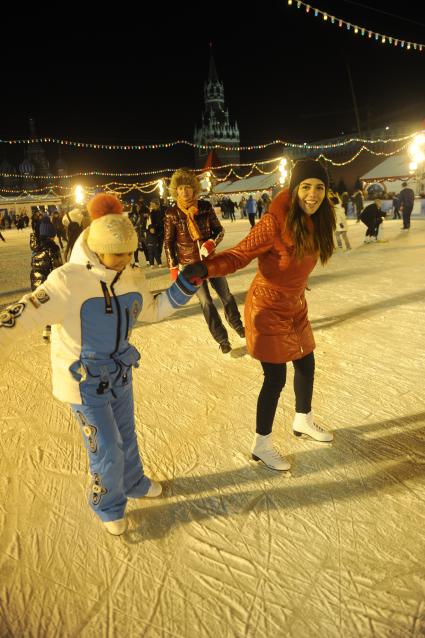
{"left": 194, "top": 47, "right": 240, "bottom": 169}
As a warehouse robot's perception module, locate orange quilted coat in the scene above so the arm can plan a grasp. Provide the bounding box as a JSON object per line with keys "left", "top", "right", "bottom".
{"left": 205, "top": 188, "right": 318, "bottom": 363}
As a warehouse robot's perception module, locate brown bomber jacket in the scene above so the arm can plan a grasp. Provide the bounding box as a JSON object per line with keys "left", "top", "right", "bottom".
{"left": 163, "top": 199, "right": 225, "bottom": 268}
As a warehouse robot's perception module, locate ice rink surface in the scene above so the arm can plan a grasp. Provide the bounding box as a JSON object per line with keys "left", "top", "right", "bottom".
{"left": 1, "top": 217, "right": 424, "bottom": 637}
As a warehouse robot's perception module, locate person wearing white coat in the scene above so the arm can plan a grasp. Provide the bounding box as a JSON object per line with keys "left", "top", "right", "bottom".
{"left": 0, "top": 194, "right": 199, "bottom": 535}
{"left": 331, "top": 194, "right": 351, "bottom": 250}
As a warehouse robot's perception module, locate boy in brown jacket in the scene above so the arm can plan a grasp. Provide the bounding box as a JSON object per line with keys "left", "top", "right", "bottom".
{"left": 164, "top": 168, "right": 244, "bottom": 354}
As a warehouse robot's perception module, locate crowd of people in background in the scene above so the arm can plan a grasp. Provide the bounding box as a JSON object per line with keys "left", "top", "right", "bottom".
{"left": 128, "top": 198, "right": 166, "bottom": 268}
{"left": 330, "top": 182, "right": 417, "bottom": 245}
{"left": 0, "top": 210, "right": 30, "bottom": 230}
{"left": 0, "top": 180, "right": 419, "bottom": 337}
{"left": 211, "top": 192, "right": 272, "bottom": 224}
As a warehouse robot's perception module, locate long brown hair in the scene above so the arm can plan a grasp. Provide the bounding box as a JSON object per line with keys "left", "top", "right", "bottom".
{"left": 285, "top": 190, "right": 336, "bottom": 264}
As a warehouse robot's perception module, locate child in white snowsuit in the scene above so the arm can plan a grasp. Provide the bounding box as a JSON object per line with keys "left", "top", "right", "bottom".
{"left": 331, "top": 194, "right": 351, "bottom": 250}
{"left": 0, "top": 194, "right": 199, "bottom": 535}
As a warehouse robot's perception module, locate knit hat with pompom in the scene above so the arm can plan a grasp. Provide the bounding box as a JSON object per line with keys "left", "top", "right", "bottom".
{"left": 87, "top": 193, "right": 137, "bottom": 254}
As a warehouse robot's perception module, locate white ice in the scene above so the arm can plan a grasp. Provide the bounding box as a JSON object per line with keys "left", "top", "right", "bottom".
{"left": 0, "top": 217, "right": 425, "bottom": 637}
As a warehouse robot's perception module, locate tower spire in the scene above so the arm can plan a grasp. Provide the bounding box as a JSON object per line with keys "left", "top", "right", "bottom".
{"left": 208, "top": 42, "right": 219, "bottom": 84}
{"left": 194, "top": 46, "right": 240, "bottom": 169}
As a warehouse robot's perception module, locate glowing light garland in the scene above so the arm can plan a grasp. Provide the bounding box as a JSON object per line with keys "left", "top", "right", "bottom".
{"left": 287, "top": 0, "right": 424, "bottom": 52}
{"left": 317, "top": 141, "right": 410, "bottom": 166}
{"left": 0, "top": 156, "right": 282, "bottom": 181}
{"left": 0, "top": 141, "right": 411, "bottom": 196}
{"left": 0, "top": 131, "right": 420, "bottom": 152}
{"left": 0, "top": 181, "right": 163, "bottom": 196}
{"left": 0, "top": 135, "right": 418, "bottom": 185}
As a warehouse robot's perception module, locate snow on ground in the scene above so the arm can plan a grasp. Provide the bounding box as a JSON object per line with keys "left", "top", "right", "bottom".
{"left": 1, "top": 217, "right": 425, "bottom": 637}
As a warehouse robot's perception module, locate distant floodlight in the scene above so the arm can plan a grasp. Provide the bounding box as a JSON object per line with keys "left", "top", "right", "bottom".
{"left": 74, "top": 184, "right": 85, "bottom": 205}
{"left": 279, "top": 157, "right": 288, "bottom": 185}
{"left": 199, "top": 171, "right": 212, "bottom": 193}
{"left": 408, "top": 134, "right": 425, "bottom": 164}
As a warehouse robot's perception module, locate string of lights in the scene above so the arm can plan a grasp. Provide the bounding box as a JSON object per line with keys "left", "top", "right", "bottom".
{"left": 287, "top": 0, "right": 424, "bottom": 52}
{"left": 316, "top": 141, "right": 410, "bottom": 166}
{"left": 0, "top": 185, "right": 64, "bottom": 194}
{"left": 0, "top": 156, "right": 283, "bottom": 181}
{"left": 0, "top": 140, "right": 411, "bottom": 196}
{"left": 0, "top": 181, "right": 164, "bottom": 196}
{"left": 0, "top": 130, "right": 421, "bottom": 152}
{"left": 0, "top": 137, "right": 413, "bottom": 186}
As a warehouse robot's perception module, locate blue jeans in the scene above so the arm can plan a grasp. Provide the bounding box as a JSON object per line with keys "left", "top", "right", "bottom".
{"left": 196, "top": 277, "right": 243, "bottom": 344}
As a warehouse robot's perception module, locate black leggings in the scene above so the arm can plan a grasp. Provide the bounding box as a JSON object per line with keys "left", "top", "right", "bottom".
{"left": 256, "top": 352, "right": 315, "bottom": 435}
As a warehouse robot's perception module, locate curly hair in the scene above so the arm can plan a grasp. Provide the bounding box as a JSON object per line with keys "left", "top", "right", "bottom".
{"left": 168, "top": 168, "right": 201, "bottom": 200}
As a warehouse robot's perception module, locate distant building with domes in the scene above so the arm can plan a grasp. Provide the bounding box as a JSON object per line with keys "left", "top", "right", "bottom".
{"left": 26, "top": 117, "right": 50, "bottom": 177}
{"left": 194, "top": 49, "right": 240, "bottom": 169}
{"left": 0, "top": 117, "right": 67, "bottom": 193}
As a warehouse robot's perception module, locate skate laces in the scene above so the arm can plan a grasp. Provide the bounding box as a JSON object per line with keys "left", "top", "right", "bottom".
{"left": 270, "top": 447, "right": 286, "bottom": 461}
{"left": 312, "top": 422, "right": 325, "bottom": 432}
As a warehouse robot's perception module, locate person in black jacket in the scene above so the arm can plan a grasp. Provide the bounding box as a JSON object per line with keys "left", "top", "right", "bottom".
{"left": 398, "top": 182, "right": 415, "bottom": 230}
{"left": 64, "top": 219, "right": 83, "bottom": 262}
{"left": 129, "top": 205, "right": 148, "bottom": 267}
{"left": 38, "top": 213, "right": 56, "bottom": 240}
{"left": 352, "top": 189, "right": 364, "bottom": 222}
{"left": 148, "top": 200, "right": 164, "bottom": 264}
{"left": 30, "top": 229, "right": 63, "bottom": 341}
{"left": 360, "top": 199, "right": 384, "bottom": 243}
{"left": 227, "top": 198, "right": 236, "bottom": 222}
{"left": 16, "top": 215, "right": 25, "bottom": 230}
{"left": 145, "top": 224, "right": 161, "bottom": 267}
{"left": 52, "top": 210, "right": 66, "bottom": 249}
{"left": 392, "top": 194, "right": 401, "bottom": 219}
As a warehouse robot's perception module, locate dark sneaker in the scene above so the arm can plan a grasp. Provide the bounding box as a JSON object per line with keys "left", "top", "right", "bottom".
{"left": 235, "top": 326, "right": 245, "bottom": 338}
{"left": 219, "top": 340, "right": 232, "bottom": 354}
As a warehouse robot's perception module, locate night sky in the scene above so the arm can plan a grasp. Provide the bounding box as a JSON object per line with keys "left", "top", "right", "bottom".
{"left": 2, "top": 0, "right": 424, "bottom": 176}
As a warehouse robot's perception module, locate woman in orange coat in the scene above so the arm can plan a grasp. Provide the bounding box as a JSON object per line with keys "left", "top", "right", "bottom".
{"left": 183, "top": 159, "right": 336, "bottom": 471}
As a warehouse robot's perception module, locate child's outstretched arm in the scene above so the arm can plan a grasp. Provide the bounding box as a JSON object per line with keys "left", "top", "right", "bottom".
{"left": 0, "top": 268, "right": 70, "bottom": 356}
{"left": 135, "top": 270, "right": 199, "bottom": 325}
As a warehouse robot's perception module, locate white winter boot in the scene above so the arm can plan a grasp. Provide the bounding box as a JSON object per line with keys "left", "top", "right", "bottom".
{"left": 251, "top": 433, "right": 290, "bottom": 471}
{"left": 292, "top": 411, "right": 333, "bottom": 442}
{"left": 103, "top": 518, "right": 127, "bottom": 535}
{"left": 144, "top": 480, "right": 162, "bottom": 498}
